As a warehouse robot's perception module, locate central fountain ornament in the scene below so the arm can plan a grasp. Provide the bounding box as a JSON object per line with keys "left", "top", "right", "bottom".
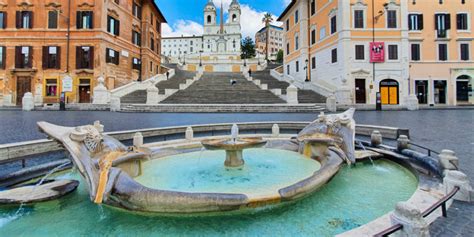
{"left": 201, "top": 124, "right": 267, "bottom": 168}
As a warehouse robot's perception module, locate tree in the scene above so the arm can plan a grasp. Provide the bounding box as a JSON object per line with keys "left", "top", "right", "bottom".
{"left": 262, "top": 13, "right": 273, "bottom": 61}
{"left": 241, "top": 36, "right": 256, "bottom": 59}
{"left": 276, "top": 49, "right": 284, "bottom": 63}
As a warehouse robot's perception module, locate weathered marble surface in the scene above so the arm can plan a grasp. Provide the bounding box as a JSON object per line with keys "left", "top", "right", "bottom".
{"left": 0, "top": 180, "right": 79, "bottom": 204}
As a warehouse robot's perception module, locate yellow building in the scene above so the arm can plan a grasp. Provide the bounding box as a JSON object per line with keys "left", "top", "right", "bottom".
{"left": 279, "top": 0, "right": 472, "bottom": 107}
{"left": 408, "top": 0, "right": 474, "bottom": 105}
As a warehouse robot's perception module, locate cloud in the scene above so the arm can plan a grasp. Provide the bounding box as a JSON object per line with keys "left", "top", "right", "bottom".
{"left": 162, "top": 20, "right": 203, "bottom": 37}
{"left": 162, "top": 2, "right": 283, "bottom": 39}
{"left": 282, "top": 0, "right": 292, "bottom": 5}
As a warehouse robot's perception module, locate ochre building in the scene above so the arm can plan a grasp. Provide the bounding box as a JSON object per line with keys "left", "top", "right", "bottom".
{"left": 0, "top": 0, "right": 166, "bottom": 105}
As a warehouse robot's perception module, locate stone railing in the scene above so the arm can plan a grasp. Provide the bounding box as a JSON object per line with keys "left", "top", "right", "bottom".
{"left": 110, "top": 67, "right": 175, "bottom": 99}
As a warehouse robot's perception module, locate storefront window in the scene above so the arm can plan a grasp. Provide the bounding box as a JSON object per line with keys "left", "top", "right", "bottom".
{"left": 45, "top": 79, "right": 58, "bottom": 97}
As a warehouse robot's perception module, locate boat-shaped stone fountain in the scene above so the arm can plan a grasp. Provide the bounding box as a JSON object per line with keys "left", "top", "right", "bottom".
{"left": 37, "top": 109, "right": 357, "bottom": 214}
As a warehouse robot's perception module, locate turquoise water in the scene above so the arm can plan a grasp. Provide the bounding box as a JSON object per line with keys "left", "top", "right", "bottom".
{"left": 0, "top": 159, "right": 417, "bottom": 236}
{"left": 135, "top": 149, "right": 321, "bottom": 197}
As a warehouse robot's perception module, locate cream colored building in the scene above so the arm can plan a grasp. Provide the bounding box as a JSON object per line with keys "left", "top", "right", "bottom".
{"left": 279, "top": 0, "right": 473, "bottom": 106}
{"left": 255, "top": 25, "right": 284, "bottom": 60}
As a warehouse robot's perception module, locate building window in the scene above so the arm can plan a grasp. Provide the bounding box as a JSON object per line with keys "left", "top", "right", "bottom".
{"left": 460, "top": 43, "right": 469, "bottom": 61}
{"left": 76, "top": 46, "right": 94, "bottom": 69}
{"left": 286, "top": 43, "right": 290, "bottom": 55}
{"left": 295, "top": 33, "right": 299, "bottom": 50}
{"left": 408, "top": 14, "right": 423, "bottom": 30}
{"left": 132, "top": 58, "right": 141, "bottom": 70}
{"left": 286, "top": 19, "right": 289, "bottom": 31}
{"left": 48, "top": 11, "right": 58, "bottom": 29}
{"left": 150, "top": 61, "right": 153, "bottom": 72}
{"left": 43, "top": 46, "right": 60, "bottom": 69}
{"left": 107, "top": 16, "right": 120, "bottom": 36}
{"left": 296, "top": 61, "right": 299, "bottom": 72}
{"left": 15, "top": 46, "right": 32, "bottom": 68}
{"left": 295, "top": 10, "right": 299, "bottom": 23}
{"left": 45, "top": 79, "right": 58, "bottom": 97}
{"left": 438, "top": 43, "right": 448, "bottom": 61}
{"left": 77, "top": 11, "right": 93, "bottom": 29}
{"left": 156, "top": 20, "right": 160, "bottom": 32}
{"left": 150, "top": 38, "right": 155, "bottom": 51}
{"left": 387, "top": 10, "right": 397, "bottom": 28}
{"left": 435, "top": 13, "right": 450, "bottom": 38}
{"left": 457, "top": 13, "right": 468, "bottom": 30}
{"left": 311, "top": 56, "right": 316, "bottom": 69}
{"left": 133, "top": 2, "right": 142, "bottom": 19}
{"left": 388, "top": 45, "right": 398, "bottom": 60}
{"left": 411, "top": 44, "right": 421, "bottom": 61}
{"left": 331, "top": 48, "right": 337, "bottom": 63}
{"left": 287, "top": 65, "right": 290, "bottom": 75}
{"left": 106, "top": 48, "right": 119, "bottom": 65}
{"left": 0, "top": 12, "right": 6, "bottom": 29}
{"left": 132, "top": 31, "right": 141, "bottom": 46}
{"left": 330, "top": 16, "right": 337, "bottom": 34}
{"left": 0, "top": 46, "right": 5, "bottom": 69}
{"left": 319, "top": 26, "right": 326, "bottom": 39}
{"left": 355, "top": 45, "right": 365, "bottom": 60}
{"left": 311, "top": 28, "right": 316, "bottom": 45}
{"left": 354, "top": 10, "right": 364, "bottom": 28}
{"left": 16, "top": 11, "right": 33, "bottom": 29}
{"left": 311, "top": 0, "right": 315, "bottom": 16}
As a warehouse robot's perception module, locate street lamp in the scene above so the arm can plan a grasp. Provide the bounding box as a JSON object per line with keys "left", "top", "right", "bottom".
{"left": 199, "top": 50, "right": 203, "bottom": 67}
{"left": 305, "top": 59, "right": 310, "bottom": 82}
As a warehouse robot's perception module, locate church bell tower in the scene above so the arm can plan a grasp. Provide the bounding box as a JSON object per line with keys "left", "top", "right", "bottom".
{"left": 204, "top": 0, "right": 217, "bottom": 26}
{"left": 228, "top": 0, "right": 241, "bottom": 25}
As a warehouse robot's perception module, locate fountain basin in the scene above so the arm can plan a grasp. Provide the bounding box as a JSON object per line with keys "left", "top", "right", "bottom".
{"left": 201, "top": 137, "right": 267, "bottom": 168}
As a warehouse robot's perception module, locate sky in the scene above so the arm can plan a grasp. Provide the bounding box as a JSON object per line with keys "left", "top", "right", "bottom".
{"left": 156, "top": 0, "right": 292, "bottom": 38}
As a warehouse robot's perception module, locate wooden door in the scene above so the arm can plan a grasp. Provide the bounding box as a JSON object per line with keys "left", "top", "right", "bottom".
{"left": 389, "top": 87, "right": 398, "bottom": 104}
{"left": 79, "top": 86, "right": 91, "bottom": 103}
{"left": 457, "top": 81, "right": 469, "bottom": 102}
{"left": 355, "top": 79, "right": 366, "bottom": 104}
{"left": 380, "top": 87, "right": 389, "bottom": 105}
{"left": 16, "top": 76, "right": 31, "bottom": 106}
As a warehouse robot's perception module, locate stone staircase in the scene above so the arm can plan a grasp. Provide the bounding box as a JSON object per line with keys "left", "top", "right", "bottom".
{"left": 252, "top": 63, "right": 327, "bottom": 103}
{"left": 120, "top": 64, "right": 196, "bottom": 104}
{"left": 160, "top": 72, "right": 286, "bottom": 104}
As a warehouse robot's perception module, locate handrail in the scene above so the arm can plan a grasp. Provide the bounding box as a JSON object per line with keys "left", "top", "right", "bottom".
{"left": 373, "top": 186, "right": 460, "bottom": 237}
{"left": 422, "top": 186, "right": 460, "bottom": 218}
{"left": 408, "top": 142, "right": 440, "bottom": 156}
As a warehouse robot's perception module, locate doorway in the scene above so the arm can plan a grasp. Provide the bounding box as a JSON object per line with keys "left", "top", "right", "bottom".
{"left": 380, "top": 79, "right": 399, "bottom": 105}
{"left": 355, "top": 79, "right": 366, "bottom": 104}
{"left": 434, "top": 80, "right": 447, "bottom": 104}
{"left": 16, "top": 76, "right": 31, "bottom": 106}
{"left": 78, "top": 79, "right": 91, "bottom": 103}
{"left": 456, "top": 75, "right": 471, "bottom": 102}
{"left": 415, "top": 80, "right": 428, "bottom": 104}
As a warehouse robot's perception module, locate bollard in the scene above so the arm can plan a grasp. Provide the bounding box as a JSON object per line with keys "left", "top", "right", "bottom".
{"left": 185, "top": 127, "right": 194, "bottom": 140}
{"left": 272, "top": 124, "right": 280, "bottom": 137}
{"left": 397, "top": 135, "right": 410, "bottom": 151}
{"left": 133, "top": 132, "right": 144, "bottom": 148}
{"left": 287, "top": 85, "right": 298, "bottom": 104}
{"left": 146, "top": 86, "right": 159, "bottom": 104}
{"left": 110, "top": 97, "right": 121, "bottom": 112}
{"left": 371, "top": 130, "right": 383, "bottom": 147}
{"left": 443, "top": 170, "right": 472, "bottom": 202}
{"left": 22, "top": 92, "right": 34, "bottom": 111}
{"left": 390, "top": 202, "right": 430, "bottom": 237}
{"left": 439, "top": 150, "right": 459, "bottom": 172}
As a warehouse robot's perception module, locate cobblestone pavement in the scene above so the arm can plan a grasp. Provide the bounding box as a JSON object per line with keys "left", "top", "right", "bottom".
{"left": 0, "top": 109, "right": 472, "bottom": 236}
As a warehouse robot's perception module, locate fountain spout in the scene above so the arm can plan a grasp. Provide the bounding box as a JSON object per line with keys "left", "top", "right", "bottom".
{"left": 231, "top": 124, "right": 239, "bottom": 143}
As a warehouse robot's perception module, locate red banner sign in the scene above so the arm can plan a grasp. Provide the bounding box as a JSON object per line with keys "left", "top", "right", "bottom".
{"left": 370, "top": 42, "right": 385, "bottom": 63}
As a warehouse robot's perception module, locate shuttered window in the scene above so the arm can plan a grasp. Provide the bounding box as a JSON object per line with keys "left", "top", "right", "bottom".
{"left": 438, "top": 44, "right": 448, "bottom": 61}
{"left": 387, "top": 10, "right": 397, "bottom": 28}
{"left": 76, "top": 11, "right": 93, "bottom": 29}
{"left": 355, "top": 45, "right": 365, "bottom": 60}
{"left": 15, "top": 46, "right": 33, "bottom": 68}
{"left": 0, "top": 12, "right": 6, "bottom": 29}
{"left": 388, "top": 45, "right": 398, "bottom": 60}
{"left": 107, "top": 16, "right": 120, "bottom": 36}
{"left": 106, "top": 48, "right": 119, "bottom": 65}
{"left": 42, "top": 46, "right": 61, "bottom": 69}
{"left": 133, "top": 2, "right": 142, "bottom": 19}
{"left": 48, "top": 11, "right": 58, "bottom": 29}
{"left": 408, "top": 14, "right": 423, "bottom": 30}
{"left": 331, "top": 48, "right": 337, "bottom": 63}
{"left": 0, "top": 46, "right": 5, "bottom": 69}
{"left": 330, "top": 16, "right": 337, "bottom": 34}
{"left": 460, "top": 43, "right": 469, "bottom": 61}
{"left": 354, "top": 10, "right": 364, "bottom": 28}
{"left": 411, "top": 44, "right": 420, "bottom": 61}
{"left": 76, "top": 46, "right": 94, "bottom": 69}
{"left": 132, "top": 31, "right": 141, "bottom": 46}
{"left": 457, "top": 13, "right": 468, "bottom": 30}
{"left": 16, "top": 11, "right": 33, "bottom": 29}
{"left": 132, "top": 58, "right": 141, "bottom": 70}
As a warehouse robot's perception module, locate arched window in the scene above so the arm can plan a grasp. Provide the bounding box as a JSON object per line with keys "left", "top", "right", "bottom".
{"left": 207, "top": 15, "right": 212, "bottom": 24}
{"left": 232, "top": 14, "right": 237, "bottom": 22}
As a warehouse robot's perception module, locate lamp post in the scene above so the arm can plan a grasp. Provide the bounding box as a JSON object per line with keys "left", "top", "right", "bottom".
{"left": 305, "top": 59, "right": 310, "bottom": 82}
{"left": 183, "top": 53, "right": 186, "bottom": 65}
{"left": 199, "top": 50, "right": 203, "bottom": 67}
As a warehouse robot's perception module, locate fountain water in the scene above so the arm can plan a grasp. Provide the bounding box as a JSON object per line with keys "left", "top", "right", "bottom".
{"left": 201, "top": 124, "right": 267, "bottom": 168}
